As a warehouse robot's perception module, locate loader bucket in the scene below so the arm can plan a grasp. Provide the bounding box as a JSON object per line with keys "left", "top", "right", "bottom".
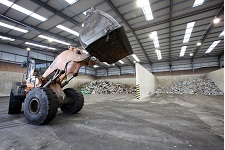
{"left": 79, "top": 8, "right": 133, "bottom": 64}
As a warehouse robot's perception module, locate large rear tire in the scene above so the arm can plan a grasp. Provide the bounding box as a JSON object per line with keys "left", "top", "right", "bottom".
{"left": 24, "top": 87, "right": 58, "bottom": 125}
{"left": 61, "top": 88, "right": 84, "bottom": 114}
{"left": 8, "top": 90, "right": 23, "bottom": 114}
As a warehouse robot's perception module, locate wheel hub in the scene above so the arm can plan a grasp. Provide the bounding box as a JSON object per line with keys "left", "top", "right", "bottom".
{"left": 29, "top": 98, "right": 40, "bottom": 115}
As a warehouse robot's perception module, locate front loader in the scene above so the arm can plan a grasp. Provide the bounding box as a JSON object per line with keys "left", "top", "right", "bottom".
{"left": 8, "top": 8, "right": 133, "bottom": 125}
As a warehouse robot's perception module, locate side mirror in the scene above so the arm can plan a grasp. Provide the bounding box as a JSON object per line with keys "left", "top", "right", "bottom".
{"left": 21, "top": 61, "right": 27, "bottom": 68}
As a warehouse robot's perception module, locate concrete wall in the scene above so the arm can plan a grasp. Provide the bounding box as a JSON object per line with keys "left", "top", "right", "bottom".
{"left": 136, "top": 63, "right": 156, "bottom": 99}
{"left": 156, "top": 74, "right": 205, "bottom": 88}
{"left": 206, "top": 68, "right": 224, "bottom": 92}
{"left": 96, "top": 74, "right": 135, "bottom": 87}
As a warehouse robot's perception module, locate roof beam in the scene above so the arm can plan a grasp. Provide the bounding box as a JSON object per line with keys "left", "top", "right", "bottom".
{"left": 169, "top": 0, "right": 173, "bottom": 67}
{"left": 134, "top": 3, "right": 223, "bottom": 31}
{"left": 29, "top": 0, "right": 81, "bottom": 27}
{"left": 0, "top": 14, "right": 79, "bottom": 45}
{"left": 104, "top": 0, "right": 152, "bottom": 67}
{"left": 191, "top": 5, "right": 224, "bottom": 61}
{"left": 0, "top": 32, "right": 63, "bottom": 50}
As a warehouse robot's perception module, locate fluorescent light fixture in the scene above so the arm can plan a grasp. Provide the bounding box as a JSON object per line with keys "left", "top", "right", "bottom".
{"left": 38, "top": 35, "right": 70, "bottom": 45}
{"left": 137, "top": 0, "right": 154, "bottom": 21}
{"left": 93, "top": 65, "right": 98, "bottom": 68}
{"left": 197, "top": 42, "right": 201, "bottom": 46}
{"left": 0, "top": 36, "right": 15, "bottom": 41}
{"left": 132, "top": 54, "right": 140, "bottom": 62}
{"left": 103, "top": 62, "right": 110, "bottom": 66}
{"left": 219, "top": 31, "right": 224, "bottom": 37}
{"left": 190, "top": 52, "right": 193, "bottom": 56}
{"left": 213, "top": 18, "right": 220, "bottom": 24}
{"left": 150, "top": 31, "right": 160, "bottom": 48}
{"left": 205, "top": 40, "right": 220, "bottom": 53}
{"left": 118, "top": 60, "right": 124, "bottom": 64}
{"left": 25, "top": 42, "right": 56, "bottom": 50}
{"left": 0, "top": 0, "right": 47, "bottom": 21}
{"left": 180, "top": 46, "right": 187, "bottom": 57}
{"left": 155, "top": 49, "right": 162, "bottom": 60}
{"left": 0, "top": 21, "right": 28, "bottom": 33}
{"left": 183, "top": 22, "right": 195, "bottom": 43}
{"left": 65, "top": 0, "right": 78, "bottom": 4}
{"left": 56, "top": 25, "right": 79, "bottom": 36}
{"left": 26, "top": 47, "right": 31, "bottom": 51}
{"left": 193, "top": 0, "right": 204, "bottom": 7}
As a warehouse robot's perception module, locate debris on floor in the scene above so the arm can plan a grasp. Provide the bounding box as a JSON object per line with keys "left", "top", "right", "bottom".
{"left": 155, "top": 78, "right": 224, "bottom": 95}
{"left": 80, "top": 80, "right": 136, "bottom": 94}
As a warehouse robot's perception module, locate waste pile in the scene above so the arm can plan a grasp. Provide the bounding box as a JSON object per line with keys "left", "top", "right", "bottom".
{"left": 80, "top": 80, "right": 136, "bottom": 94}
{"left": 155, "top": 78, "right": 223, "bottom": 95}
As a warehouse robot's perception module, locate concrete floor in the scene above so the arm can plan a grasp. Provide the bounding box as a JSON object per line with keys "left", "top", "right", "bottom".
{"left": 0, "top": 94, "right": 223, "bottom": 150}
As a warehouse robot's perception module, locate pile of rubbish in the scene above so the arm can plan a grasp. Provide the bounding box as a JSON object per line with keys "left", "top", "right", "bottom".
{"left": 80, "top": 80, "right": 136, "bottom": 94}
{"left": 155, "top": 78, "right": 223, "bottom": 95}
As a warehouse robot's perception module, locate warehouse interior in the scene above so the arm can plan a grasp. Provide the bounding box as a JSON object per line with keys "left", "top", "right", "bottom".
{"left": 0, "top": 0, "right": 224, "bottom": 149}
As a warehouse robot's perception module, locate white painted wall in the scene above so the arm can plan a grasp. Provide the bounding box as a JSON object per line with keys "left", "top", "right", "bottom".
{"left": 136, "top": 63, "right": 156, "bottom": 99}
{"left": 206, "top": 68, "right": 224, "bottom": 92}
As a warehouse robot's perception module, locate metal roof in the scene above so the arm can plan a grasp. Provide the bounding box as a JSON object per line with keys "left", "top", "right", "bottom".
{"left": 0, "top": 0, "right": 223, "bottom": 72}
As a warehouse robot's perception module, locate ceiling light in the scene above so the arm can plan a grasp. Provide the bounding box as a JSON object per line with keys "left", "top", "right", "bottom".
{"left": 155, "top": 49, "right": 162, "bottom": 60}
{"left": 180, "top": 46, "right": 187, "bottom": 57}
{"left": 149, "top": 32, "right": 154, "bottom": 39}
{"left": 118, "top": 60, "right": 124, "bottom": 64}
{"left": 83, "top": 9, "right": 90, "bottom": 15}
{"left": 151, "top": 31, "right": 159, "bottom": 48}
{"left": 93, "top": 65, "right": 98, "bottom": 68}
{"left": 137, "top": 0, "right": 154, "bottom": 21}
{"left": 0, "top": 36, "right": 15, "bottom": 41}
{"left": 0, "top": 0, "right": 47, "bottom": 21}
{"left": 112, "top": 63, "right": 115, "bottom": 66}
{"left": 213, "top": 18, "right": 220, "bottom": 24}
{"left": 38, "top": 35, "right": 70, "bottom": 45}
{"left": 190, "top": 52, "right": 193, "bottom": 56}
{"left": 219, "top": 31, "right": 224, "bottom": 37}
{"left": 0, "top": 21, "right": 28, "bottom": 33}
{"left": 56, "top": 25, "right": 79, "bottom": 36}
{"left": 26, "top": 47, "right": 31, "bottom": 51}
{"left": 197, "top": 42, "right": 201, "bottom": 46}
{"left": 183, "top": 22, "right": 195, "bottom": 43}
{"left": 103, "top": 62, "right": 110, "bottom": 66}
{"left": 132, "top": 54, "right": 140, "bottom": 62}
{"left": 65, "top": 0, "right": 78, "bottom": 4}
{"left": 193, "top": 0, "right": 204, "bottom": 7}
{"left": 205, "top": 40, "right": 220, "bottom": 53}
{"left": 25, "top": 42, "right": 56, "bottom": 50}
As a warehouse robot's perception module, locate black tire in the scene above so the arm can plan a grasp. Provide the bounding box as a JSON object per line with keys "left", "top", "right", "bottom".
{"left": 24, "top": 87, "right": 58, "bottom": 125}
{"left": 61, "top": 88, "right": 84, "bottom": 114}
{"left": 8, "top": 90, "right": 24, "bottom": 114}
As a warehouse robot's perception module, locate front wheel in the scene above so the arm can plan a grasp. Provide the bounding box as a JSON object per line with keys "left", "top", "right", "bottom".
{"left": 24, "top": 87, "right": 58, "bottom": 125}
{"left": 61, "top": 88, "right": 84, "bottom": 114}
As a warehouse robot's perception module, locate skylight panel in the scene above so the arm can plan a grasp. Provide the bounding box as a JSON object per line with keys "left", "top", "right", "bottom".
{"left": 193, "top": 0, "right": 204, "bottom": 7}
{"left": 137, "top": 0, "right": 154, "bottom": 21}
{"left": 56, "top": 25, "right": 79, "bottom": 36}
{"left": 118, "top": 60, "right": 124, "bottom": 64}
{"left": 183, "top": 22, "right": 195, "bottom": 43}
{"left": 150, "top": 31, "right": 160, "bottom": 48}
{"left": 0, "top": 36, "right": 15, "bottom": 41}
{"left": 0, "top": 0, "right": 47, "bottom": 21}
{"left": 219, "top": 31, "right": 224, "bottom": 37}
{"left": 65, "top": 0, "right": 78, "bottom": 4}
{"left": 205, "top": 40, "right": 220, "bottom": 53}
{"left": 0, "top": 22, "right": 28, "bottom": 33}
{"left": 25, "top": 42, "right": 56, "bottom": 50}
{"left": 155, "top": 49, "right": 162, "bottom": 60}
{"left": 132, "top": 54, "right": 140, "bottom": 62}
{"left": 180, "top": 46, "right": 187, "bottom": 57}
{"left": 38, "top": 35, "right": 70, "bottom": 45}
